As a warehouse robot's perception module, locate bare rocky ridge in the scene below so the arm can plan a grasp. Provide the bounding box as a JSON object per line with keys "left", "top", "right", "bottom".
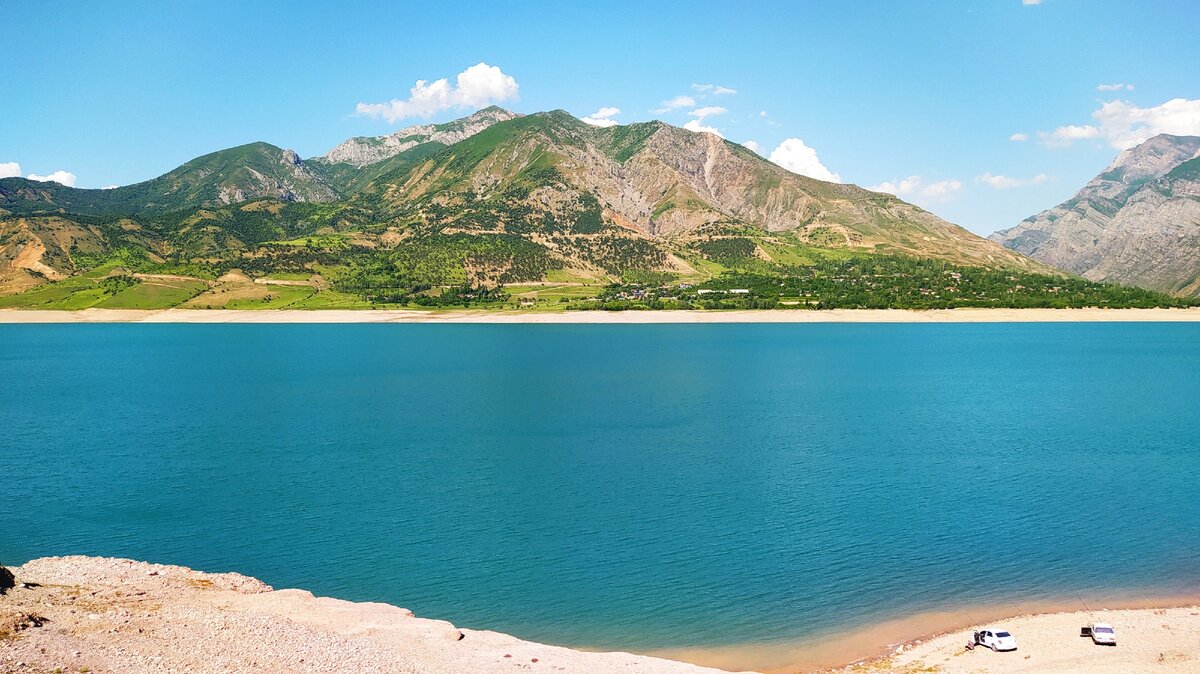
{"left": 991, "top": 134, "right": 1200, "bottom": 296}
{"left": 0, "top": 556, "right": 747, "bottom": 674}
{"left": 321, "top": 106, "right": 520, "bottom": 167}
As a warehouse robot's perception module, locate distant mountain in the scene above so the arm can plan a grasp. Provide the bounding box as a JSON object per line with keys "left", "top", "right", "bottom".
{"left": 0, "top": 142, "right": 339, "bottom": 217}
{"left": 991, "top": 134, "right": 1200, "bottom": 296}
{"left": 1, "top": 107, "right": 1069, "bottom": 304}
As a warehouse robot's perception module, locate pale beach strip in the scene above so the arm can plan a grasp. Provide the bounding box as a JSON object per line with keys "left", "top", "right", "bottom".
{"left": 4, "top": 557, "right": 1199, "bottom": 673}
{"left": 3, "top": 307, "right": 1200, "bottom": 323}
{"left": 646, "top": 594, "right": 1200, "bottom": 673}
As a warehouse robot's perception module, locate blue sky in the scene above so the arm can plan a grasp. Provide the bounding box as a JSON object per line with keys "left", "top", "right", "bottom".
{"left": 4, "top": 0, "right": 1198, "bottom": 235}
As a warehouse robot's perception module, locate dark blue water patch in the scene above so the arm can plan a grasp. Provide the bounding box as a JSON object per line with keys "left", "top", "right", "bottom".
{"left": 2, "top": 323, "right": 1199, "bottom": 650}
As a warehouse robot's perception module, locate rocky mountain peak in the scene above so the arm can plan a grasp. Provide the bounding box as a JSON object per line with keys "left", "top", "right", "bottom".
{"left": 991, "top": 133, "right": 1200, "bottom": 296}
{"left": 320, "top": 107, "right": 521, "bottom": 168}
{"left": 1092, "top": 134, "right": 1200, "bottom": 197}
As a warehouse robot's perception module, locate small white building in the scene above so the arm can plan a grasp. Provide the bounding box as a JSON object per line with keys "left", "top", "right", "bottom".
{"left": 729, "top": 289, "right": 750, "bottom": 294}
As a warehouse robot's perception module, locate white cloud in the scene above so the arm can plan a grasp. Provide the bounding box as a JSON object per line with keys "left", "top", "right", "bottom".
{"left": 103, "top": 185, "right": 119, "bottom": 190}
{"left": 1038, "top": 124, "right": 1100, "bottom": 147}
{"left": 355, "top": 62, "right": 519, "bottom": 123}
{"left": 1097, "top": 83, "right": 1134, "bottom": 92}
{"left": 975, "top": 172, "right": 1049, "bottom": 189}
{"left": 580, "top": 106, "right": 621, "bottom": 127}
{"left": 742, "top": 140, "right": 762, "bottom": 154}
{"left": 1009, "top": 132, "right": 1029, "bottom": 142}
{"left": 692, "top": 83, "right": 737, "bottom": 96}
{"left": 655, "top": 95, "right": 696, "bottom": 113}
{"left": 1040, "top": 97, "right": 1200, "bottom": 150}
{"left": 3, "top": 161, "right": 78, "bottom": 186}
{"left": 1092, "top": 98, "right": 1200, "bottom": 149}
{"left": 921, "top": 179, "right": 962, "bottom": 199}
{"left": 27, "top": 170, "right": 77, "bottom": 187}
{"left": 870, "top": 176, "right": 922, "bottom": 196}
{"left": 768, "top": 138, "right": 841, "bottom": 183}
{"left": 682, "top": 120, "right": 725, "bottom": 138}
{"left": 1022, "top": 0, "right": 1043, "bottom": 5}
{"left": 679, "top": 107, "right": 729, "bottom": 136}
{"left": 869, "top": 175, "right": 962, "bottom": 201}
{"left": 688, "top": 106, "right": 727, "bottom": 121}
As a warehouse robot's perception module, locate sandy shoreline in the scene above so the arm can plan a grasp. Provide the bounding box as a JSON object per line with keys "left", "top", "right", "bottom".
{"left": 653, "top": 593, "right": 1200, "bottom": 672}
{"left": 3, "top": 306, "right": 1200, "bottom": 323}
{"left": 3, "top": 557, "right": 1198, "bottom": 674}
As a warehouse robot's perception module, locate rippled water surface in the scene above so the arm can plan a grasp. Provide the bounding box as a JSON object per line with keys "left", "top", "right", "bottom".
{"left": 3, "top": 323, "right": 1199, "bottom": 650}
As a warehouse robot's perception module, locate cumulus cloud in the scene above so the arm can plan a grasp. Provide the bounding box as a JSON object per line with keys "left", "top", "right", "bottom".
{"left": 655, "top": 95, "right": 696, "bottom": 113}
{"left": 1038, "top": 124, "right": 1100, "bottom": 147}
{"left": 1022, "top": 0, "right": 1043, "bottom": 5}
{"left": 2, "top": 161, "right": 78, "bottom": 186}
{"left": 1040, "top": 97, "right": 1200, "bottom": 149}
{"left": 870, "top": 176, "right": 922, "bottom": 196}
{"left": 27, "top": 170, "right": 77, "bottom": 187}
{"left": 679, "top": 107, "right": 729, "bottom": 137}
{"left": 768, "top": 138, "right": 841, "bottom": 183}
{"left": 1097, "top": 83, "right": 1134, "bottom": 92}
{"left": 742, "top": 140, "right": 762, "bottom": 154}
{"left": 355, "top": 62, "right": 519, "bottom": 123}
{"left": 688, "top": 106, "right": 727, "bottom": 121}
{"left": 869, "top": 176, "right": 961, "bottom": 201}
{"left": 922, "top": 179, "right": 962, "bottom": 199}
{"left": 580, "top": 107, "right": 621, "bottom": 127}
{"left": 1092, "top": 98, "right": 1200, "bottom": 149}
{"left": 1010, "top": 132, "right": 1029, "bottom": 142}
{"left": 692, "top": 83, "right": 737, "bottom": 96}
{"left": 975, "top": 172, "right": 1049, "bottom": 189}
{"left": 682, "top": 120, "right": 724, "bottom": 138}
{"left": 873, "top": 176, "right": 916, "bottom": 194}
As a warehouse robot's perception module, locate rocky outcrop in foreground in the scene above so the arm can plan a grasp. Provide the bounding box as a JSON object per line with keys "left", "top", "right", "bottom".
{"left": 0, "top": 566, "right": 14, "bottom": 594}
{"left": 0, "top": 556, "right": 748, "bottom": 674}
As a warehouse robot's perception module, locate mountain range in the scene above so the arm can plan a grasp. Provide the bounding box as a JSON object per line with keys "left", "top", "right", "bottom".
{"left": 1, "top": 106, "right": 1059, "bottom": 301}
{"left": 5, "top": 106, "right": 1194, "bottom": 312}
{"left": 992, "top": 134, "right": 1200, "bottom": 297}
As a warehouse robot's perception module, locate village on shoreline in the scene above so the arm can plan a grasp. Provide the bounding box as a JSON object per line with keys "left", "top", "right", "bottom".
{"left": 4, "top": 306, "right": 1200, "bottom": 324}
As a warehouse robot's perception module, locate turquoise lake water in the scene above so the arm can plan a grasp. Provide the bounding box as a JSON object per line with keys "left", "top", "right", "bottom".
{"left": 2, "top": 323, "right": 1199, "bottom": 652}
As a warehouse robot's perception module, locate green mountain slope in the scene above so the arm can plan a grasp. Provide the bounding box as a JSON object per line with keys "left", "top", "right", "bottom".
{"left": 352, "top": 110, "right": 1049, "bottom": 273}
{"left": 0, "top": 142, "right": 338, "bottom": 218}
{"left": 5, "top": 107, "right": 1186, "bottom": 311}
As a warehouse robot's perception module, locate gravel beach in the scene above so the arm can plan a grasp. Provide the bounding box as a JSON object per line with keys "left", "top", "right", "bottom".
{"left": 0, "top": 557, "right": 746, "bottom": 674}
{"left": 2, "top": 557, "right": 1198, "bottom": 674}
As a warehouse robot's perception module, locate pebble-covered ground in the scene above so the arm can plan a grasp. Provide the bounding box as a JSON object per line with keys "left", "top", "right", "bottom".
{"left": 0, "top": 557, "right": 747, "bottom": 674}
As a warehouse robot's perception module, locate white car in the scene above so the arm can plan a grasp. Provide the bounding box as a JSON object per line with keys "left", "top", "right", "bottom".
{"left": 1089, "top": 622, "right": 1116, "bottom": 645}
{"left": 975, "top": 628, "right": 1018, "bottom": 651}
